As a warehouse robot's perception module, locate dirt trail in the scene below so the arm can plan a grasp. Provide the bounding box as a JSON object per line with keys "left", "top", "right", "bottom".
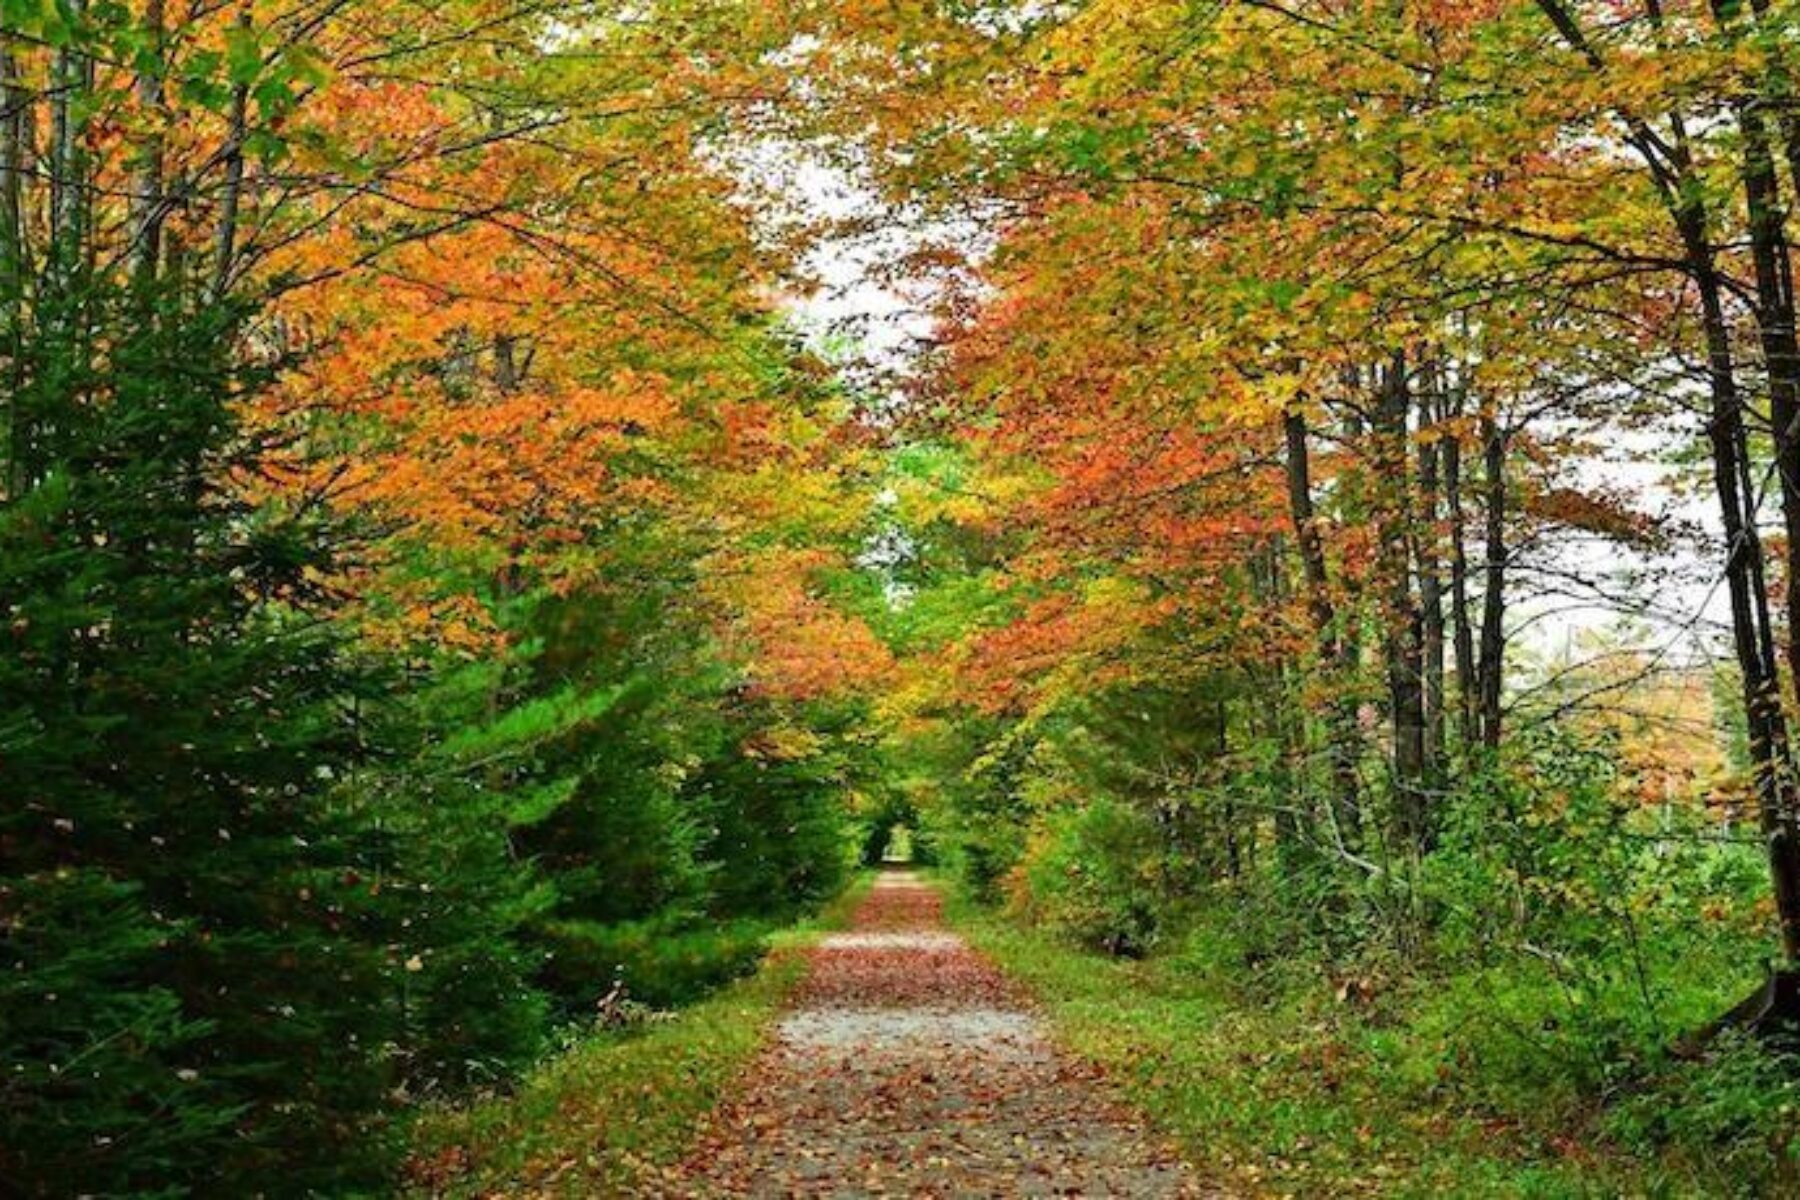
{"left": 679, "top": 871, "right": 1207, "bottom": 1197}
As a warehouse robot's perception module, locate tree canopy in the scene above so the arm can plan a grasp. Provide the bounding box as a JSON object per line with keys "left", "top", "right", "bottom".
{"left": 9, "top": 0, "right": 1800, "bottom": 1194}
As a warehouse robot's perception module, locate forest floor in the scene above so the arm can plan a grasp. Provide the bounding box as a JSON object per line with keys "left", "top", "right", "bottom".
{"left": 949, "top": 895, "right": 1763, "bottom": 1198}
{"left": 405, "top": 871, "right": 1761, "bottom": 1197}
{"left": 673, "top": 869, "right": 1208, "bottom": 1197}
{"left": 404, "top": 883, "right": 871, "bottom": 1197}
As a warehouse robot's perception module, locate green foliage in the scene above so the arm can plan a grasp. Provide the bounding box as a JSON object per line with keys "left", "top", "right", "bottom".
{"left": 404, "top": 877, "right": 871, "bottom": 1197}
{"left": 0, "top": 870, "right": 224, "bottom": 1195}
{"left": 0, "top": 266, "right": 867, "bottom": 1195}
{"left": 536, "top": 914, "right": 771, "bottom": 1010}
{"left": 0, "top": 284, "right": 394, "bottom": 1194}
{"left": 920, "top": 718, "right": 1035, "bottom": 902}
{"left": 1014, "top": 797, "right": 1167, "bottom": 955}
{"left": 1608, "top": 1035, "right": 1800, "bottom": 1188}
{"left": 486, "top": 581, "right": 861, "bottom": 1016}
{"left": 690, "top": 696, "right": 860, "bottom": 918}
{"left": 920, "top": 670, "right": 1796, "bottom": 1190}
{"left": 346, "top": 754, "right": 554, "bottom": 1093}
{"left": 853, "top": 792, "right": 935, "bottom": 867}
{"left": 927, "top": 678, "right": 1234, "bottom": 946}
{"left": 954, "top": 889, "right": 1799, "bottom": 1198}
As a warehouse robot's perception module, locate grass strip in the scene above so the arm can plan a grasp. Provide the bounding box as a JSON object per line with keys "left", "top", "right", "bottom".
{"left": 945, "top": 889, "right": 1725, "bottom": 1199}
{"left": 404, "top": 876, "right": 872, "bottom": 1197}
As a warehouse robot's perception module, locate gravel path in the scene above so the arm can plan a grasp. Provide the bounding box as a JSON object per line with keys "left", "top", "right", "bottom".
{"left": 678, "top": 872, "right": 1207, "bottom": 1197}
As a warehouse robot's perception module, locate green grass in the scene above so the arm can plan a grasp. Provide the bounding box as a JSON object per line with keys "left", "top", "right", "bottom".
{"left": 402, "top": 876, "right": 871, "bottom": 1198}
{"left": 945, "top": 889, "right": 1765, "bottom": 1199}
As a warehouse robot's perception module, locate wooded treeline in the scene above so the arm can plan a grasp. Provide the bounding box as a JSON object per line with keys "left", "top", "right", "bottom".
{"left": 820, "top": 0, "right": 1800, "bottom": 929}
{"left": 787, "top": 0, "right": 1800, "bottom": 1183}
{"left": 0, "top": 3, "right": 895, "bottom": 1194}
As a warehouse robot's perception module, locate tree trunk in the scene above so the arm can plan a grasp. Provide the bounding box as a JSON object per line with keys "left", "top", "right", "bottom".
{"left": 211, "top": 13, "right": 252, "bottom": 306}
{"left": 1282, "top": 403, "right": 1363, "bottom": 850}
{"left": 37, "top": 3, "right": 89, "bottom": 492}
{"left": 49, "top": 1, "right": 90, "bottom": 279}
{"left": 1683, "top": 200, "right": 1800, "bottom": 963}
{"left": 0, "top": 44, "right": 23, "bottom": 284}
{"left": 1443, "top": 362, "right": 1478, "bottom": 752}
{"left": 1477, "top": 408, "right": 1507, "bottom": 751}
{"left": 1, "top": 42, "right": 28, "bottom": 497}
{"left": 1678, "top": 0, "right": 1800, "bottom": 965}
{"left": 1716, "top": 3, "right": 1800, "bottom": 710}
{"left": 1374, "top": 352, "right": 1429, "bottom": 852}
{"left": 1252, "top": 540, "right": 1309, "bottom": 859}
{"left": 1747, "top": 0, "right": 1800, "bottom": 225}
{"left": 495, "top": 334, "right": 520, "bottom": 392}
{"left": 1199, "top": 697, "right": 1238, "bottom": 878}
{"left": 1271, "top": 654, "right": 1306, "bottom": 856}
{"left": 129, "top": 0, "right": 166, "bottom": 286}
{"left": 1542, "top": 0, "right": 1800, "bottom": 971}
{"left": 1417, "top": 357, "right": 1446, "bottom": 799}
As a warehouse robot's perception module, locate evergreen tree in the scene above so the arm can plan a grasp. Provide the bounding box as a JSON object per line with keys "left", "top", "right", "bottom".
{"left": 1, "top": 281, "right": 394, "bottom": 1194}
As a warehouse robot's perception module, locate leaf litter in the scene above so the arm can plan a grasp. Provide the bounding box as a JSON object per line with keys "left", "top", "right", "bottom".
{"left": 674, "top": 872, "right": 1215, "bottom": 1197}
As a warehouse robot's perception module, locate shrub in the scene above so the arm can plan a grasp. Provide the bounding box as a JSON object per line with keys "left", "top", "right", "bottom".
{"left": 535, "top": 915, "right": 772, "bottom": 1010}
{"left": 1607, "top": 1035, "right": 1800, "bottom": 1192}
{"left": 1010, "top": 797, "right": 1167, "bottom": 955}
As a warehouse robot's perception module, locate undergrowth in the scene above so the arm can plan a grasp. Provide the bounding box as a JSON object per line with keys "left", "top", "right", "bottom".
{"left": 402, "top": 875, "right": 871, "bottom": 1197}
{"left": 948, "top": 886, "right": 1799, "bottom": 1198}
